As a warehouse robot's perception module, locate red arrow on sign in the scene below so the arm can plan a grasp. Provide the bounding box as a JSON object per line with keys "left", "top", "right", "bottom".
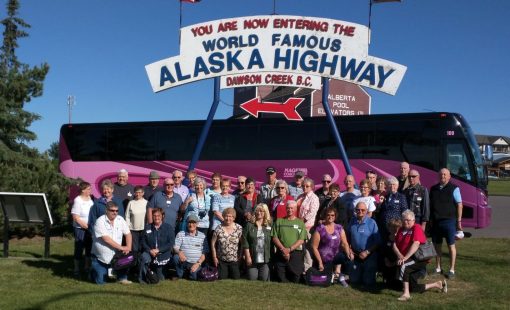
{"left": 240, "top": 97, "right": 305, "bottom": 121}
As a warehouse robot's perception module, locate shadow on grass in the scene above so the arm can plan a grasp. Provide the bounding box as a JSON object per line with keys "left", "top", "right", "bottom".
{"left": 457, "top": 253, "right": 508, "bottom": 266}
{"left": 21, "top": 254, "right": 73, "bottom": 278}
{"left": 19, "top": 290, "right": 206, "bottom": 310}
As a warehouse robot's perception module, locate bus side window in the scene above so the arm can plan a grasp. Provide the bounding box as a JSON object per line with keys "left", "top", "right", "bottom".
{"left": 446, "top": 143, "right": 472, "bottom": 181}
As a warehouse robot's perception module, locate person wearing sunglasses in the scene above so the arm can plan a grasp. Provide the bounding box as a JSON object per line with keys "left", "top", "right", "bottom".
{"left": 261, "top": 166, "right": 278, "bottom": 204}
{"left": 314, "top": 174, "right": 332, "bottom": 206}
{"left": 172, "top": 170, "right": 189, "bottom": 202}
{"left": 91, "top": 201, "right": 132, "bottom": 285}
{"left": 403, "top": 170, "right": 430, "bottom": 231}
{"left": 346, "top": 201, "right": 380, "bottom": 289}
{"left": 234, "top": 177, "right": 262, "bottom": 228}
{"left": 88, "top": 179, "right": 124, "bottom": 236}
{"left": 232, "top": 175, "right": 247, "bottom": 198}
{"left": 269, "top": 180, "right": 295, "bottom": 220}
{"left": 146, "top": 178, "right": 183, "bottom": 237}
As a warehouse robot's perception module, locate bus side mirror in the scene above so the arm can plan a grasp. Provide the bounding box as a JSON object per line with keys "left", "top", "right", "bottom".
{"left": 482, "top": 145, "right": 493, "bottom": 162}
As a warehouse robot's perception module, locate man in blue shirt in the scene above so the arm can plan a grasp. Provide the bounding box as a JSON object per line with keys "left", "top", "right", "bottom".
{"left": 347, "top": 201, "right": 380, "bottom": 289}
{"left": 147, "top": 178, "right": 183, "bottom": 237}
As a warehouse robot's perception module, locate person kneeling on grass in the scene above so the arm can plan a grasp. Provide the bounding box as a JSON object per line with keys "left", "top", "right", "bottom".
{"left": 393, "top": 210, "right": 447, "bottom": 301}
{"left": 139, "top": 208, "right": 174, "bottom": 283}
{"left": 90, "top": 201, "right": 132, "bottom": 285}
{"left": 173, "top": 214, "right": 208, "bottom": 280}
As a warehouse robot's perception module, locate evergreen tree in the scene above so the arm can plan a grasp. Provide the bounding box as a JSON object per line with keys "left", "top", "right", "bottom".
{"left": 0, "top": 0, "right": 49, "bottom": 152}
{"left": 0, "top": 1, "right": 72, "bottom": 233}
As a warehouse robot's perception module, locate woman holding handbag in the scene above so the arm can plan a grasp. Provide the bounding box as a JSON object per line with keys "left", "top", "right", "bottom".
{"left": 393, "top": 210, "right": 447, "bottom": 301}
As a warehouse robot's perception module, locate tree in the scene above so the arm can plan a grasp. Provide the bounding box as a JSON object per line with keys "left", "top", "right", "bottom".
{"left": 0, "top": 0, "right": 49, "bottom": 152}
{"left": 0, "top": 1, "right": 72, "bottom": 234}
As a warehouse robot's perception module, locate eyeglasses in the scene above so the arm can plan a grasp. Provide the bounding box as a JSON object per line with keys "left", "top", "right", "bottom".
{"left": 107, "top": 209, "right": 119, "bottom": 213}
{"left": 276, "top": 187, "right": 285, "bottom": 189}
{"left": 409, "top": 175, "right": 419, "bottom": 178}
{"left": 322, "top": 180, "right": 331, "bottom": 183}
{"left": 326, "top": 214, "right": 336, "bottom": 217}
{"left": 354, "top": 209, "right": 367, "bottom": 213}
{"left": 164, "top": 183, "right": 175, "bottom": 186}
{"left": 304, "top": 185, "right": 312, "bottom": 188}
{"left": 134, "top": 191, "right": 143, "bottom": 194}
{"left": 238, "top": 181, "right": 245, "bottom": 184}
{"left": 360, "top": 186, "right": 370, "bottom": 189}
{"left": 172, "top": 176, "right": 182, "bottom": 179}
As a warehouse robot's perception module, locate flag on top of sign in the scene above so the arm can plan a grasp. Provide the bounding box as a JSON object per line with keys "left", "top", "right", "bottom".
{"left": 181, "top": 0, "right": 201, "bottom": 3}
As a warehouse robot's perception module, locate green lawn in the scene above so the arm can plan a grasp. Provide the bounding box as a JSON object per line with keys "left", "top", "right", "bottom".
{"left": 488, "top": 179, "right": 510, "bottom": 196}
{"left": 1, "top": 237, "right": 509, "bottom": 309}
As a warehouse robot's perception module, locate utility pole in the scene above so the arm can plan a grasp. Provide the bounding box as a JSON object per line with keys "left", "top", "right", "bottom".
{"left": 67, "top": 95, "right": 75, "bottom": 127}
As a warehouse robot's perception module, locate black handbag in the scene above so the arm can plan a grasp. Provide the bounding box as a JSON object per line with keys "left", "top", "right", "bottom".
{"left": 145, "top": 265, "right": 160, "bottom": 284}
{"left": 414, "top": 241, "right": 437, "bottom": 261}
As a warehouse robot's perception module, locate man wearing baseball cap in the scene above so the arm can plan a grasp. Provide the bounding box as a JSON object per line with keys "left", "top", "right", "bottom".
{"left": 173, "top": 214, "right": 209, "bottom": 280}
{"left": 261, "top": 166, "right": 278, "bottom": 204}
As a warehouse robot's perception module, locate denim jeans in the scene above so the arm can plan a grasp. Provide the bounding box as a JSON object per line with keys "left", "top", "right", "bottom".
{"left": 173, "top": 254, "right": 201, "bottom": 280}
{"left": 349, "top": 252, "right": 378, "bottom": 287}
{"left": 90, "top": 256, "right": 128, "bottom": 284}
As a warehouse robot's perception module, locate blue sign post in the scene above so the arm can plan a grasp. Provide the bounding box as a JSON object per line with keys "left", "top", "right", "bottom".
{"left": 186, "top": 77, "right": 221, "bottom": 179}
{"left": 321, "top": 77, "right": 355, "bottom": 180}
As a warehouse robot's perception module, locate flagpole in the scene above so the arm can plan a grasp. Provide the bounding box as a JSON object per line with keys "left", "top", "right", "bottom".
{"left": 273, "top": 0, "right": 276, "bottom": 15}
{"left": 179, "top": 0, "right": 183, "bottom": 45}
{"left": 368, "top": 0, "right": 372, "bottom": 46}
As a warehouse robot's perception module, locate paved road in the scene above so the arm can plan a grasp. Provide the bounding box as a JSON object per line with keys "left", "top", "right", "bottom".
{"left": 464, "top": 196, "right": 509, "bottom": 238}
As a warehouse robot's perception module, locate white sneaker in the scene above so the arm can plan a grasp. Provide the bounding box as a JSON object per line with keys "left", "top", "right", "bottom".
{"left": 338, "top": 275, "right": 349, "bottom": 287}
{"left": 108, "top": 268, "right": 115, "bottom": 279}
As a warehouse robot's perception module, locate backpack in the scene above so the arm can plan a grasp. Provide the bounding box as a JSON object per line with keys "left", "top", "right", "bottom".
{"left": 145, "top": 265, "right": 160, "bottom": 284}
{"left": 305, "top": 267, "right": 332, "bottom": 287}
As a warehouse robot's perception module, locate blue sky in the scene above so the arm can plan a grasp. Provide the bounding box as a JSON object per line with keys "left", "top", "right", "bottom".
{"left": 5, "top": 0, "right": 510, "bottom": 152}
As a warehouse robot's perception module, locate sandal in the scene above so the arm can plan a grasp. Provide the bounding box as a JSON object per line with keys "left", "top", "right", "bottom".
{"left": 441, "top": 279, "right": 448, "bottom": 293}
{"left": 397, "top": 295, "right": 411, "bottom": 301}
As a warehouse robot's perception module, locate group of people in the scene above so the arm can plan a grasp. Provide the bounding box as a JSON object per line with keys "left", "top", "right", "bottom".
{"left": 71, "top": 163, "right": 463, "bottom": 300}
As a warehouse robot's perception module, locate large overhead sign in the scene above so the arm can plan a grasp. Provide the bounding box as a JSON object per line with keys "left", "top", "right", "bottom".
{"left": 146, "top": 15, "right": 407, "bottom": 95}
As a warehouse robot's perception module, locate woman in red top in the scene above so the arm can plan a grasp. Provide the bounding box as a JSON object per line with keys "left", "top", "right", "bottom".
{"left": 269, "top": 180, "right": 295, "bottom": 220}
{"left": 393, "top": 210, "right": 447, "bottom": 301}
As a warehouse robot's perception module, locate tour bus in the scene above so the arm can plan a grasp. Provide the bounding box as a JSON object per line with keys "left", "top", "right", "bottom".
{"left": 59, "top": 112, "right": 491, "bottom": 228}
